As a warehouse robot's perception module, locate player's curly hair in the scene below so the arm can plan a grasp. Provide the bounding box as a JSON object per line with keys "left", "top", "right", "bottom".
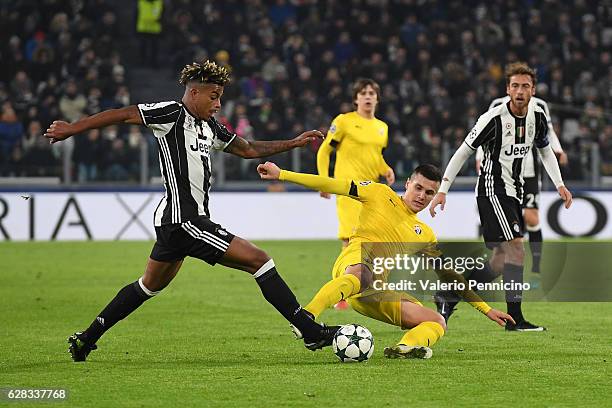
{"left": 505, "top": 62, "right": 536, "bottom": 85}
{"left": 179, "top": 60, "right": 231, "bottom": 87}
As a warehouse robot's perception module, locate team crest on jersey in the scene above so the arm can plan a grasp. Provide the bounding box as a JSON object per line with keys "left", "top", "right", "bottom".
{"left": 414, "top": 225, "right": 422, "bottom": 235}
{"left": 527, "top": 123, "right": 535, "bottom": 137}
{"left": 505, "top": 122, "right": 512, "bottom": 130}
{"left": 330, "top": 123, "right": 337, "bottom": 133}
{"left": 359, "top": 181, "right": 372, "bottom": 186}
{"left": 378, "top": 128, "right": 384, "bottom": 135}
{"left": 186, "top": 116, "right": 194, "bottom": 129}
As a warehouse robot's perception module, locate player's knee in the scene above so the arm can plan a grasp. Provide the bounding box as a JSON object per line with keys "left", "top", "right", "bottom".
{"left": 432, "top": 313, "right": 447, "bottom": 332}
{"left": 248, "top": 248, "right": 272, "bottom": 274}
{"left": 359, "top": 266, "right": 374, "bottom": 289}
{"left": 507, "top": 240, "right": 525, "bottom": 263}
{"left": 345, "top": 264, "right": 373, "bottom": 290}
{"left": 524, "top": 210, "right": 539, "bottom": 226}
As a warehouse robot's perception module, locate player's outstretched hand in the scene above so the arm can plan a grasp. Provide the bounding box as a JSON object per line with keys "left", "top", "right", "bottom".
{"left": 558, "top": 186, "right": 572, "bottom": 209}
{"left": 486, "top": 309, "right": 515, "bottom": 327}
{"left": 429, "top": 192, "right": 446, "bottom": 218}
{"left": 384, "top": 168, "right": 395, "bottom": 185}
{"left": 257, "top": 161, "right": 281, "bottom": 180}
{"left": 320, "top": 192, "right": 331, "bottom": 199}
{"left": 292, "top": 129, "right": 324, "bottom": 147}
{"left": 44, "top": 120, "right": 76, "bottom": 143}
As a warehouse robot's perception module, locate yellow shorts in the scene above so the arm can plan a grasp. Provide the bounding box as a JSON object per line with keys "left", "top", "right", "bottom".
{"left": 349, "top": 289, "right": 422, "bottom": 328}
{"left": 336, "top": 195, "right": 362, "bottom": 240}
{"left": 331, "top": 242, "right": 422, "bottom": 328}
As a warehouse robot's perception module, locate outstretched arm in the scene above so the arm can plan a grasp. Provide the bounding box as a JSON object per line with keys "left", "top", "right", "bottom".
{"left": 225, "top": 130, "right": 323, "bottom": 159}
{"left": 44, "top": 105, "right": 142, "bottom": 143}
{"left": 316, "top": 136, "right": 335, "bottom": 199}
{"left": 434, "top": 265, "right": 515, "bottom": 326}
{"left": 258, "top": 161, "right": 358, "bottom": 198}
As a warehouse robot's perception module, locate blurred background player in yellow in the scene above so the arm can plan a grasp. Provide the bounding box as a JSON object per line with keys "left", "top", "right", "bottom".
{"left": 317, "top": 78, "right": 394, "bottom": 310}
{"left": 258, "top": 161, "right": 513, "bottom": 359}
{"left": 317, "top": 78, "right": 395, "bottom": 248}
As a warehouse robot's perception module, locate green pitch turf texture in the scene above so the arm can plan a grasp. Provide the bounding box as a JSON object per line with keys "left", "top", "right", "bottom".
{"left": 1, "top": 241, "right": 610, "bottom": 407}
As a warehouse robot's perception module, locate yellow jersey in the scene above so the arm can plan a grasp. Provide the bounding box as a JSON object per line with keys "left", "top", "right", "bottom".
{"left": 277, "top": 170, "right": 492, "bottom": 315}
{"left": 317, "top": 111, "right": 391, "bottom": 181}
{"left": 348, "top": 181, "right": 436, "bottom": 247}
{"left": 279, "top": 171, "right": 438, "bottom": 254}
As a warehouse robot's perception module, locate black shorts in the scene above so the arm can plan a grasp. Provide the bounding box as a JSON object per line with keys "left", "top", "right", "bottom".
{"left": 477, "top": 195, "right": 524, "bottom": 249}
{"left": 522, "top": 177, "right": 541, "bottom": 209}
{"left": 150, "top": 216, "right": 235, "bottom": 265}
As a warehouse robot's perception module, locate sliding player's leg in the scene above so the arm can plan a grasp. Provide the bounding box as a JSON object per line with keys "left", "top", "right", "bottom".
{"left": 348, "top": 290, "right": 445, "bottom": 359}
{"left": 304, "top": 252, "right": 371, "bottom": 319}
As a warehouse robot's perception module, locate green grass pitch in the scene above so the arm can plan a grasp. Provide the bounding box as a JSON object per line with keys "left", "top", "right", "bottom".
{"left": 1, "top": 241, "right": 610, "bottom": 407}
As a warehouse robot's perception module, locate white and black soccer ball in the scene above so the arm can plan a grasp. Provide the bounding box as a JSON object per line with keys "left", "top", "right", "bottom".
{"left": 332, "top": 324, "right": 374, "bottom": 363}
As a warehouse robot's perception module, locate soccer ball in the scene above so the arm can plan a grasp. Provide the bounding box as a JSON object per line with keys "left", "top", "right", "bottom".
{"left": 332, "top": 324, "right": 374, "bottom": 363}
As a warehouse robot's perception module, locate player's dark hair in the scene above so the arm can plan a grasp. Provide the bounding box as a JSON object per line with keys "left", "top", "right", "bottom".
{"left": 352, "top": 78, "right": 381, "bottom": 106}
{"left": 505, "top": 62, "right": 536, "bottom": 86}
{"left": 412, "top": 164, "right": 442, "bottom": 183}
{"left": 179, "top": 60, "right": 231, "bottom": 87}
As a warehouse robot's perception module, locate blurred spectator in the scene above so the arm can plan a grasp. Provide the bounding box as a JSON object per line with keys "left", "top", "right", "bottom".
{"left": 104, "top": 137, "right": 138, "bottom": 181}
{"left": 74, "top": 129, "right": 104, "bottom": 182}
{"left": 2, "top": 0, "right": 612, "bottom": 183}
{"left": 21, "top": 136, "right": 60, "bottom": 177}
{"left": 0, "top": 102, "right": 24, "bottom": 162}
{"left": 59, "top": 80, "right": 87, "bottom": 123}
{"left": 600, "top": 125, "right": 612, "bottom": 175}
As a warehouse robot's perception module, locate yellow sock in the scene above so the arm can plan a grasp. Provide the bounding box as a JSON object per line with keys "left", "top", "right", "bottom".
{"left": 305, "top": 274, "right": 361, "bottom": 319}
{"left": 398, "top": 321, "right": 445, "bottom": 348}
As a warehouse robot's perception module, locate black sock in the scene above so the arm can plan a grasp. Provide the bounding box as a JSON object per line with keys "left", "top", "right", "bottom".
{"left": 528, "top": 229, "right": 543, "bottom": 273}
{"left": 435, "top": 290, "right": 460, "bottom": 305}
{"left": 255, "top": 267, "right": 322, "bottom": 339}
{"left": 81, "top": 280, "right": 153, "bottom": 344}
{"left": 503, "top": 263, "right": 524, "bottom": 322}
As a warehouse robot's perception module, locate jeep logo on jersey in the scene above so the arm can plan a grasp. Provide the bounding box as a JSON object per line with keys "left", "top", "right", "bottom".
{"left": 503, "top": 143, "right": 531, "bottom": 158}
{"left": 190, "top": 140, "right": 210, "bottom": 154}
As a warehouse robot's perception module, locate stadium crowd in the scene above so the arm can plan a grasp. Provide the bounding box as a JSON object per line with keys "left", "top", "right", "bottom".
{"left": 1, "top": 0, "right": 611, "bottom": 182}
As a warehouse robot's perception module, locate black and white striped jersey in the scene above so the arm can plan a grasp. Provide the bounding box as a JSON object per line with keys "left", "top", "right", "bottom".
{"left": 465, "top": 101, "right": 549, "bottom": 201}
{"left": 137, "top": 101, "right": 236, "bottom": 226}
{"left": 485, "top": 96, "right": 562, "bottom": 180}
